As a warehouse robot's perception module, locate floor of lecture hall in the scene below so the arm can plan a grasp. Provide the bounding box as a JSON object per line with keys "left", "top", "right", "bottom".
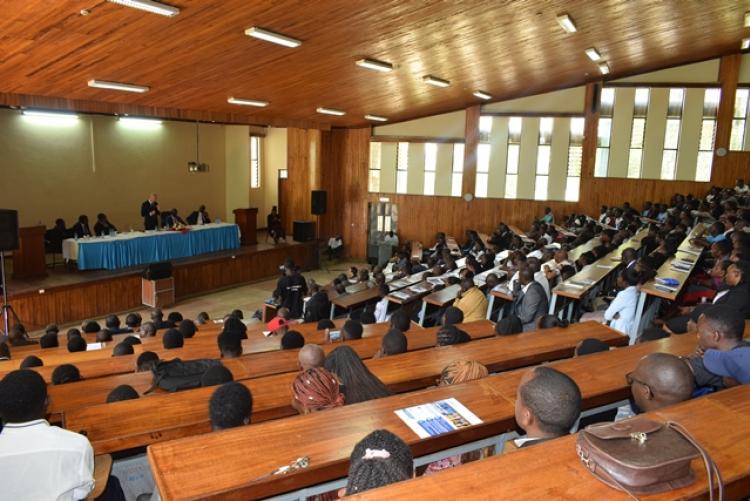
{"left": 30, "top": 258, "right": 368, "bottom": 337}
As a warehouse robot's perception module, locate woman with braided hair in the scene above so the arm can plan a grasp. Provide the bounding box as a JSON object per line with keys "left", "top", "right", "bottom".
{"left": 291, "top": 367, "right": 344, "bottom": 414}
{"left": 324, "top": 346, "right": 392, "bottom": 404}
{"left": 343, "top": 429, "right": 413, "bottom": 495}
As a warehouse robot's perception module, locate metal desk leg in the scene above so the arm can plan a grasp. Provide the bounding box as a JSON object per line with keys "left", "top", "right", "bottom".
{"left": 329, "top": 303, "right": 336, "bottom": 320}
{"left": 566, "top": 301, "right": 575, "bottom": 322}
{"left": 549, "top": 293, "right": 558, "bottom": 314}
{"left": 486, "top": 295, "right": 495, "bottom": 320}
{"left": 418, "top": 301, "right": 427, "bottom": 326}
{"left": 633, "top": 291, "right": 647, "bottom": 342}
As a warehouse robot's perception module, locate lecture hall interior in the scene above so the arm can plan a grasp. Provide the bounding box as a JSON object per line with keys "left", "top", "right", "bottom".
{"left": 1, "top": 1, "right": 750, "bottom": 500}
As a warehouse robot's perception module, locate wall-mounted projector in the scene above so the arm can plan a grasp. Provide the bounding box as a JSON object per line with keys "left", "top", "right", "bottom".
{"left": 188, "top": 161, "right": 209, "bottom": 173}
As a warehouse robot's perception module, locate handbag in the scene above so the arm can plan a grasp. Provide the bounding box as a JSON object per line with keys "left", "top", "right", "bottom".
{"left": 575, "top": 418, "right": 723, "bottom": 500}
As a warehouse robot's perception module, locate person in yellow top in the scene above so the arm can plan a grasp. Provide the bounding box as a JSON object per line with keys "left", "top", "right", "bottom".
{"left": 453, "top": 276, "right": 488, "bottom": 322}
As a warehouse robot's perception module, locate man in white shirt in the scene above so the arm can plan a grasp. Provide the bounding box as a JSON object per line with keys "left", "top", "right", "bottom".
{"left": 374, "top": 284, "right": 390, "bottom": 323}
{"left": 382, "top": 231, "right": 399, "bottom": 246}
{"left": 327, "top": 235, "right": 343, "bottom": 259}
{"left": 0, "top": 370, "right": 95, "bottom": 501}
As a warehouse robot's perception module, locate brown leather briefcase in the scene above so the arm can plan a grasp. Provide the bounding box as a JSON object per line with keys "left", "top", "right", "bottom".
{"left": 575, "top": 418, "right": 723, "bottom": 500}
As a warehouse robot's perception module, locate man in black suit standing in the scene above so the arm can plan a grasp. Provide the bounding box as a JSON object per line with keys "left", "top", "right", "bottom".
{"left": 141, "top": 193, "right": 160, "bottom": 230}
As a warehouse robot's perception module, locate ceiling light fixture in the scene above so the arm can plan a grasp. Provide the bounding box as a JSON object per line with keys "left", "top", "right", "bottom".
{"left": 88, "top": 79, "right": 150, "bottom": 93}
{"left": 364, "top": 114, "right": 388, "bottom": 122}
{"left": 244, "top": 27, "right": 301, "bottom": 48}
{"left": 423, "top": 75, "right": 450, "bottom": 88}
{"left": 743, "top": 38, "right": 750, "bottom": 50}
{"left": 316, "top": 107, "right": 345, "bottom": 116}
{"left": 227, "top": 97, "right": 270, "bottom": 107}
{"left": 107, "top": 0, "right": 179, "bottom": 17}
{"left": 556, "top": 13, "right": 577, "bottom": 33}
{"left": 598, "top": 63, "right": 611, "bottom": 75}
{"left": 119, "top": 117, "right": 163, "bottom": 129}
{"left": 355, "top": 58, "right": 394, "bottom": 73}
{"left": 473, "top": 90, "right": 491, "bottom": 100}
{"left": 585, "top": 47, "right": 602, "bottom": 62}
{"left": 22, "top": 110, "right": 79, "bottom": 125}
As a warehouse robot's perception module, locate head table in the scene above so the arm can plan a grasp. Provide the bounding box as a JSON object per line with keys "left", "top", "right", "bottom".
{"left": 62, "top": 223, "right": 241, "bottom": 270}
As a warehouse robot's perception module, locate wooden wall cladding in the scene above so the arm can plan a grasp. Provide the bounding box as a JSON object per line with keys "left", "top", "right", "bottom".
{"left": 281, "top": 128, "right": 323, "bottom": 233}
{"left": 9, "top": 243, "right": 316, "bottom": 330}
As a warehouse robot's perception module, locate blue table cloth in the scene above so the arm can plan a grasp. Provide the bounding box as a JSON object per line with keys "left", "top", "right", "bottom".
{"left": 72, "top": 223, "right": 241, "bottom": 270}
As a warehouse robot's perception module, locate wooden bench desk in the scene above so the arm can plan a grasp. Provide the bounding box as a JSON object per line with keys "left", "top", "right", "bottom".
{"left": 147, "top": 333, "right": 691, "bottom": 500}
{"left": 507, "top": 224, "right": 535, "bottom": 244}
{"left": 354, "top": 383, "right": 750, "bottom": 500}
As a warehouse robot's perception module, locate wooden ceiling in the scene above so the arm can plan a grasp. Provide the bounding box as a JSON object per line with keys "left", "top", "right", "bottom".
{"left": 0, "top": 0, "right": 748, "bottom": 128}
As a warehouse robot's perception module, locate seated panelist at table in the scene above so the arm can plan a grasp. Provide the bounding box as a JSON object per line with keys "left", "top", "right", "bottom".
{"left": 93, "top": 213, "right": 117, "bottom": 237}
{"left": 187, "top": 205, "right": 210, "bottom": 225}
{"left": 70, "top": 215, "right": 92, "bottom": 239}
{"left": 141, "top": 193, "right": 160, "bottom": 231}
{"left": 162, "top": 208, "right": 187, "bottom": 228}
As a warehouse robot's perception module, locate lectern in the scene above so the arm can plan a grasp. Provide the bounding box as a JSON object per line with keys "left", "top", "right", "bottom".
{"left": 13, "top": 226, "right": 47, "bottom": 279}
{"left": 233, "top": 208, "right": 258, "bottom": 245}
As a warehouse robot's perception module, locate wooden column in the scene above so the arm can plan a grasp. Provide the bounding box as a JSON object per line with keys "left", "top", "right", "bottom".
{"left": 577, "top": 82, "right": 602, "bottom": 216}
{"left": 461, "top": 105, "right": 481, "bottom": 198}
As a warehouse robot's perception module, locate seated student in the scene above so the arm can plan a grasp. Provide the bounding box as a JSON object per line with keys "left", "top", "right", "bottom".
{"left": 67, "top": 336, "right": 87, "bottom": 353}
{"left": 162, "top": 329, "right": 184, "bottom": 349}
{"left": 495, "top": 315, "right": 523, "bottom": 336}
{"left": 691, "top": 221, "right": 727, "bottom": 247}
{"left": 223, "top": 316, "right": 248, "bottom": 339}
{"left": 304, "top": 282, "right": 331, "bottom": 323}
{"left": 0, "top": 370, "right": 97, "bottom": 499}
{"left": 178, "top": 319, "right": 197, "bottom": 339}
{"left": 298, "top": 344, "right": 325, "bottom": 371}
{"left": 342, "top": 320, "right": 364, "bottom": 341}
{"left": 150, "top": 308, "right": 173, "bottom": 330}
{"left": 540, "top": 207, "right": 554, "bottom": 225}
{"left": 441, "top": 306, "right": 464, "bottom": 327}
{"left": 291, "top": 367, "right": 345, "bottom": 414}
{"left": 136, "top": 351, "right": 159, "bottom": 372}
{"left": 20, "top": 355, "right": 43, "bottom": 368}
{"left": 121, "top": 336, "right": 141, "bottom": 347}
{"left": 8, "top": 324, "right": 36, "bottom": 347}
{"left": 622, "top": 353, "right": 694, "bottom": 419}
{"left": 436, "top": 325, "right": 471, "bottom": 346}
{"left": 374, "top": 329, "right": 408, "bottom": 358}
{"left": 201, "top": 365, "right": 234, "bottom": 387}
{"left": 112, "top": 342, "right": 134, "bottom": 357}
{"left": 389, "top": 309, "right": 412, "bottom": 333}
{"left": 106, "top": 384, "right": 140, "bottom": 403}
{"left": 327, "top": 235, "right": 344, "bottom": 259}
{"left": 685, "top": 305, "right": 749, "bottom": 390}
{"left": 209, "top": 382, "right": 253, "bottom": 431}
{"left": 217, "top": 331, "right": 243, "bottom": 359}
{"left": 360, "top": 308, "right": 377, "bottom": 325}
{"left": 66, "top": 328, "right": 82, "bottom": 341}
{"left": 96, "top": 329, "right": 113, "bottom": 343}
{"left": 187, "top": 205, "right": 210, "bottom": 225}
{"left": 453, "top": 276, "right": 488, "bottom": 323}
{"left": 93, "top": 213, "right": 117, "bottom": 236}
{"left": 574, "top": 338, "right": 610, "bottom": 357}
{"left": 71, "top": 214, "right": 92, "bottom": 238}
{"left": 281, "top": 330, "right": 305, "bottom": 350}
{"left": 125, "top": 312, "right": 142, "bottom": 332}
{"left": 196, "top": 311, "right": 210, "bottom": 325}
{"left": 344, "top": 429, "right": 413, "bottom": 496}
{"left": 537, "top": 315, "right": 568, "bottom": 330}
{"left": 104, "top": 314, "right": 130, "bottom": 335}
{"left": 39, "top": 332, "right": 59, "bottom": 349}
{"left": 325, "top": 345, "right": 392, "bottom": 404}
{"left": 51, "top": 364, "right": 81, "bottom": 385}
{"left": 383, "top": 230, "right": 399, "bottom": 246}
{"left": 317, "top": 318, "right": 335, "bottom": 330}
{"left": 513, "top": 267, "right": 549, "bottom": 332}
{"left": 373, "top": 283, "right": 391, "bottom": 323}
{"left": 140, "top": 321, "right": 157, "bottom": 338}
{"left": 510, "top": 367, "right": 581, "bottom": 449}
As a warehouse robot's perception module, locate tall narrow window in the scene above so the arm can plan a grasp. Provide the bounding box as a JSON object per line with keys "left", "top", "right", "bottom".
{"left": 451, "top": 143, "right": 464, "bottom": 197}
{"left": 696, "top": 88, "right": 721, "bottom": 182}
{"left": 396, "top": 142, "right": 408, "bottom": 194}
{"left": 250, "top": 136, "right": 261, "bottom": 188}
{"left": 534, "top": 117, "right": 553, "bottom": 200}
{"left": 423, "top": 143, "right": 437, "bottom": 196}
{"left": 627, "top": 87, "right": 649, "bottom": 178}
{"left": 476, "top": 117, "right": 493, "bottom": 198}
{"left": 368, "top": 142, "right": 382, "bottom": 192}
{"left": 595, "top": 88, "right": 615, "bottom": 177}
{"left": 660, "top": 88, "right": 684, "bottom": 180}
{"left": 505, "top": 116, "right": 522, "bottom": 199}
{"left": 565, "top": 117, "right": 584, "bottom": 202}
{"left": 730, "top": 88, "right": 749, "bottom": 151}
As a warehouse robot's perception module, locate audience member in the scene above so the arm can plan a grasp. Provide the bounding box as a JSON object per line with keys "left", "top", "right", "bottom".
{"left": 8, "top": 325, "right": 36, "bottom": 347}
{"left": 112, "top": 342, "right": 134, "bottom": 357}
{"left": 81, "top": 320, "right": 100, "bottom": 334}
{"left": 436, "top": 325, "right": 471, "bottom": 346}
{"left": 66, "top": 328, "right": 81, "bottom": 341}
{"left": 343, "top": 320, "right": 364, "bottom": 340}
{"left": 39, "top": 332, "right": 59, "bottom": 349}
{"left": 20, "top": 355, "right": 43, "bottom": 369}
{"left": 125, "top": 312, "right": 142, "bottom": 331}
{"left": 276, "top": 263, "right": 308, "bottom": 318}
{"left": 298, "top": 344, "right": 325, "bottom": 371}
{"left": 217, "top": 331, "right": 243, "bottom": 358}
{"left": 291, "top": 367, "right": 345, "bottom": 414}
{"left": 513, "top": 267, "right": 549, "bottom": 332}
{"left": 441, "top": 306, "right": 464, "bottom": 327}
{"left": 51, "top": 364, "right": 81, "bottom": 385}
{"left": 389, "top": 310, "right": 411, "bottom": 333}
{"left": 105, "top": 314, "right": 131, "bottom": 335}
{"left": 325, "top": 346, "right": 392, "bottom": 404}
{"left": 626, "top": 353, "right": 694, "bottom": 414}
{"left": 136, "top": 351, "right": 159, "bottom": 372}
{"left": 201, "top": 364, "right": 234, "bottom": 387}
{"left": 438, "top": 360, "right": 488, "bottom": 386}
{"left": 344, "top": 430, "right": 413, "bottom": 495}
{"left": 209, "top": 382, "right": 253, "bottom": 430}
{"left": 453, "top": 277, "right": 488, "bottom": 322}
{"left": 281, "top": 330, "right": 305, "bottom": 350}
{"left": 151, "top": 308, "right": 173, "bottom": 330}
{"left": 96, "top": 329, "right": 113, "bottom": 343}
{"left": 196, "top": 312, "right": 210, "bottom": 325}
{"left": 375, "top": 329, "right": 408, "bottom": 358}
{"left": 495, "top": 315, "right": 523, "bottom": 336}
{"left": 106, "top": 385, "right": 140, "bottom": 403}
{"left": 317, "top": 318, "right": 335, "bottom": 330}
{"left": 140, "top": 321, "right": 157, "bottom": 337}
{"left": 162, "top": 328, "right": 184, "bottom": 349}
{"left": 167, "top": 311, "right": 184, "bottom": 326}
{"left": 67, "top": 336, "right": 87, "bottom": 353}
{"left": 178, "top": 319, "right": 197, "bottom": 339}
{"left": 304, "top": 282, "right": 331, "bottom": 323}
{"left": 574, "top": 338, "right": 610, "bottom": 356}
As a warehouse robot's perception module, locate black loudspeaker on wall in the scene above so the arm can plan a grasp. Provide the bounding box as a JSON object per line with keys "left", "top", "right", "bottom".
{"left": 311, "top": 190, "right": 327, "bottom": 215}
{"left": 0, "top": 209, "right": 19, "bottom": 252}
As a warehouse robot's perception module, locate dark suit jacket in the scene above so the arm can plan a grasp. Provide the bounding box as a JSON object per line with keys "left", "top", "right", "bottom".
{"left": 514, "top": 281, "right": 549, "bottom": 331}
{"left": 141, "top": 201, "right": 160, "bottom": 230}
{"left": 304, "top": 291, "right": 331, "bottom": 323}
{"left": 94, "top": 221, "right": 117, "bottom": 236}
{"left": 71, "top": 223, "right": 91, "bottom": 239}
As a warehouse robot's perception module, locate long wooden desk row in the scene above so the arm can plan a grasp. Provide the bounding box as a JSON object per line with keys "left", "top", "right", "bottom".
{"left": 67, "top": 322, "right": 623, "bottom": 455}
{"left": 147, "top": 332, "right": 692, "bottom": 500}
{"left": 355, "top": 384, "right": 750, "bottom": 500}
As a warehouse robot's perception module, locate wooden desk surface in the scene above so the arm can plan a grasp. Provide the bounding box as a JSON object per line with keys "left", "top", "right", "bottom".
{"left": 507, "top": 224, "right": 534, "bottom": 243}
{"left": 640, "top": 223, "right": 706, "bottom": 301}
{"left": 387, "top": 280, "right": 437, "bottom": 305}
{"left": 423, "top": 284, "right": 461, "bottom": 307}
{"left": 567, "top": 236, "right": 600, "bottom": 263}
{"left": 147, "top": 332, "right": 689, "bottom": 500}
{"left": 354, "top": 383, "right": 750, "bottom": 500}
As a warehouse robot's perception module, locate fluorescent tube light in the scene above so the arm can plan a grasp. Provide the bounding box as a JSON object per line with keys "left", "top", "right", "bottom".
{"left": 227, "top": 97, "right": 270, "bottom": 107}
{"left": 598, "top": 63, "right": 610, "bottom": 75}
{"left": 245, "top": 27, "right": 301, "bottom": 48}
{"left": 316, "top": 107, "right": 345, "bottom": 116}
{"left": 107, "top": 0, "right": 179, "bottom": 17}
{"left": 473, "top": 90, "right": 491, "bottom": 100}
{"left": 356, "top": 58, "right": 394, "bottom": 73}
{"left": 745, "top": 12, "right": 750, "bottom": 27}
{"left": 556, "top": 13, "right": 577, "bottom": 33}
{"left": 119, "top": 117, "right": 162, "bottom": 129}
{"left": 585, "top": 47, "right": 602, "bottom": 62}
{"left": 22, "top": 110, "right": 79, "bottom": 125}
{"left": 423, "top": 75, "right": 450, "bottom": 87}
{"left": 364, "top": 114, "right": 388, "bottom": 122}
{"left": 88, "top": 79, "right": 150, "bottom": 93}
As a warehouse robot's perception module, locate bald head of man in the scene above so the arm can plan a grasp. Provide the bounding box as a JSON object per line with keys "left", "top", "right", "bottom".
{"left": 298, "top": 344, "right": 325, "bottom": 371}
{"left": 628, "top": 353, "right": 694, "bottom": 413}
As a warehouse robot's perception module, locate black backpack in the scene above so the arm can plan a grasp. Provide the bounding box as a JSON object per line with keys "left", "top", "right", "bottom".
{"left": 146, "top": 358, "right": 222, "bottom": 393}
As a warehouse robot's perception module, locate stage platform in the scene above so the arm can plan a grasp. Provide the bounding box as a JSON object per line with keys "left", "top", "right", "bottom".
{"left": 5, "top": 238, "right": 317, "bottom": 331}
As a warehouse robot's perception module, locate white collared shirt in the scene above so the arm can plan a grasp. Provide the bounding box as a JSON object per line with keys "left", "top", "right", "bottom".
{"left": 374, "top": 297, "right": 389, "bottom": 323}
{"left": 604, "top": 285, "right": 639, "bottom": 343}
{"left": 0, "top": 419, "right": 95, "bottom": 501}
